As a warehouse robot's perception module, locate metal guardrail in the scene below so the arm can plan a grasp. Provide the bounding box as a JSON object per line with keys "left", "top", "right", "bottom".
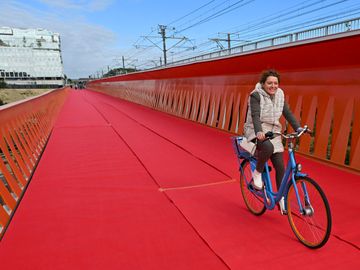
{"left": 168, "top": 17, "right": 360, "bottom": 66}
{"left": 0, "top": 88, "right": 68, "bottom": 239}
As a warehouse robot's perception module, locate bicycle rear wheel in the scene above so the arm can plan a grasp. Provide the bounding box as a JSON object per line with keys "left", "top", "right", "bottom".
{"left": 286, "top": 176, "right": 331, "bottom": 248}
{"left": 240, "top": 160, "right": 266, "bottom": 216}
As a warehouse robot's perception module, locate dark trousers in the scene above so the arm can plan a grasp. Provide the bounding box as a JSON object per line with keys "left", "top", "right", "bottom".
{"left": 256, "top": 140, "right": 285, "bottom": 190}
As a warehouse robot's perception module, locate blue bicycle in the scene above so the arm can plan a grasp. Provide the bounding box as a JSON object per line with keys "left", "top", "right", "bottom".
{"left": 232, "top": 126, "right": 332, "bottom": 248}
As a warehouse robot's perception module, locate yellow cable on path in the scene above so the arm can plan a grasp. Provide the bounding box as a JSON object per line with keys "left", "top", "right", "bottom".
{"left": 159, "top": 179, "right": 237, "bottom": 192}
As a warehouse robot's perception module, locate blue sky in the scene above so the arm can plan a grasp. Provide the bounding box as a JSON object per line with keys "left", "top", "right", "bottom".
{"left": 0, "top": 0, "right": 359, "bottom": 78}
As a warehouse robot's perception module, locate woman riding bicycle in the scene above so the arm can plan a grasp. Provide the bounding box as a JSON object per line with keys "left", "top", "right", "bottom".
{"left": 243, "top": 69, "right": 302, "bottom": 212}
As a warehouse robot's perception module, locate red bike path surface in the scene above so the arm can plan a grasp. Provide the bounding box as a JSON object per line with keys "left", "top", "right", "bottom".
{"left": 1, "top": 90, "right": 359, "bottom": 269}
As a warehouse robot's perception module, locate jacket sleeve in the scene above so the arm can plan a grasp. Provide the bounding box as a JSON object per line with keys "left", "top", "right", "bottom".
{"left": 283, "top": 101, "right": 301, "bottom": 131}
{"left": 250, "top": 92, "right": 262, "bottom": 134}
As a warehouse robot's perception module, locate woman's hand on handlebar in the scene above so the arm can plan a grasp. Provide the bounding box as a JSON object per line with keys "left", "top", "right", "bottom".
{"left": 257, "top": 126, "right": 313, "bottom": 142}
{"left": 297, "top": 125, "right": 313, "bottom": 136}
{"left": 296, "top": 127, "right": 304, "bottom": 134}
{"left": 256, "top": 131, "right": 266, "bottom": 141}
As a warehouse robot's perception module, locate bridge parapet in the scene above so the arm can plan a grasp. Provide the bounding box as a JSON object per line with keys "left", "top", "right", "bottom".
{"left": 88, "top": 32, "right": 360, "bottom": 173}
{"left": 0, "top": 88, "right": 68, "bottom": 238}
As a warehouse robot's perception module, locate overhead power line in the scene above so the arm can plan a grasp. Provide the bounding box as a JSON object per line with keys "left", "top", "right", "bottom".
{"left": 233, "top": 8, "right": 360, "bottom": 44}
{"left": 175, "top": 0, "right": 255, "bottom": 34}
{"left": 109, "top": 0, "right": 357, "bottom": 74}
{"left": 231, "top": 0, "right": 349, "bottom": 36}
{"left": 167, "top": 0, "right": 217, "bottom": 26}
{"left": 139, "top": 25, "right": 194, "bottom": 65}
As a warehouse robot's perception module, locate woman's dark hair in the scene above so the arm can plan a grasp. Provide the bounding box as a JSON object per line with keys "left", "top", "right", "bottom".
{"left": 259, "top": 69, "right": 280, "bottom": 84}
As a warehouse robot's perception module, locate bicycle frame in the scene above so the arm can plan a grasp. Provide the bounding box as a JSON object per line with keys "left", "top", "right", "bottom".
{"left": 260, "top": 146, "right": 307, "bottom": 211}
{"left": 233, "top": 134, "right": 310, "bottom": 213}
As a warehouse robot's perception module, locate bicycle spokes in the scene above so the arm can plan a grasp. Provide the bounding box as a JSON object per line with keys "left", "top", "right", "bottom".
{"left": 240, "top": 161, "right": 266, "bottom": 216}
{"left": 286, "top": 177, "right": 331, "bottom": 248}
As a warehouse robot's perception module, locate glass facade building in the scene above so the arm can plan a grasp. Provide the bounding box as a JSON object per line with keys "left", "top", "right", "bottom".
{"left": 0, "top": 27, "right": 64, "bottom": 87}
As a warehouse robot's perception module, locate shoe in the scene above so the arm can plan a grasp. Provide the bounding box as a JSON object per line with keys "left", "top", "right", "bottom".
{"left": 278, "top": 197, "right": 287, "bottom": 215}
{"left": 251, "top": 170, "right": 263, "bottom": 190}
{"left": 250, "top": 180, "right": 263, "bottom": 191}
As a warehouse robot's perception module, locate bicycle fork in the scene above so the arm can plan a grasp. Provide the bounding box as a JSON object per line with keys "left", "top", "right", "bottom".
{"left": 291, "top": 175, "right": 314, "bottom": 216}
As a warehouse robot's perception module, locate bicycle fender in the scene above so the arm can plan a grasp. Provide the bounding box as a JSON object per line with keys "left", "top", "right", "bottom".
{"left": 295, "top": 172, "right": 308, "bottom": 178}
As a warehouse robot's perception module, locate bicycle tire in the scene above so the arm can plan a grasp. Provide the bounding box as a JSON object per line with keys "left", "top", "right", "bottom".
{"left": 240, "top": 160, "right": 266, "bottom": 216}
{"left": 286, "top": 176, "right": 332, "bottom": 248}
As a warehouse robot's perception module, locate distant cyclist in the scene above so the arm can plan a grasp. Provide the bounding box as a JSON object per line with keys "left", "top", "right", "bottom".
{"left": 243, "top": 69, "right": 302, "bottom": 212}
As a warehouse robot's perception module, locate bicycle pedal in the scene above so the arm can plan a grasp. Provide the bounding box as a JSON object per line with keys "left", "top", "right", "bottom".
{"left": 277, "top": 204, "right": 288, "bottom": 215}
{"left": 263, "top": 187, "right": 271, "bottom": 204}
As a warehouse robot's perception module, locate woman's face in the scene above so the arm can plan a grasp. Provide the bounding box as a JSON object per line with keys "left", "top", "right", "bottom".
{"left": 262, "top": 76, "right": 279, "bottom": 95}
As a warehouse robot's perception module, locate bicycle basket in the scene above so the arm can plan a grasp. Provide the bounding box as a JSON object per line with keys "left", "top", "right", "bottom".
{"left": 231, "top": 136, "right": 256, "bottom": 159}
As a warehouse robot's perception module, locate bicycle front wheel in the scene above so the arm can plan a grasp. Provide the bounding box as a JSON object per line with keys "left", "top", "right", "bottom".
{"left": 286, "top": 176, "right": 331, "bottom": 248}
{"left": 240, "top": 160, "right": 266, "bottom": 216}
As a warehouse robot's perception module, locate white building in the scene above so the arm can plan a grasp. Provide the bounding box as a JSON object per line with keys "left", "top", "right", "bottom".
{"left": 0, "top": 27, "right": 64, "bottom": 87}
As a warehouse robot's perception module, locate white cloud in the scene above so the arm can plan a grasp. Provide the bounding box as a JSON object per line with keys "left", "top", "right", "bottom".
{"left": 0, "top": 0, "right": 121, "bottom": 78}
{"left": 38, "top": 0, "right": 115, "bottom": 12}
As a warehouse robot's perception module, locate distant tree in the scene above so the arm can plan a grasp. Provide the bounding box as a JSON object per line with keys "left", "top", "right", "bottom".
{"left": 0, "top": 79, "right": 6, "bottom": 106}
{"left": 0, "top": 78, "right": 6, "bottom": 88}
{"left": 103, "top": 67, "right": 137, "bottom": 78}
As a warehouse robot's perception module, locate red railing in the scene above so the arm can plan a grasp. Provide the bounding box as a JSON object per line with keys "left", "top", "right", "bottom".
{"left": 0, "top": 88, "right": 68, "bottom": 238}
{"left": 88, "top": 31, "right": 360, "bottom": 173}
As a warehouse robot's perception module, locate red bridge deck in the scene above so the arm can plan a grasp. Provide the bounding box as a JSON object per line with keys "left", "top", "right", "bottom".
{"left": 0, "top": 90, "right": 359, "bottom": 269}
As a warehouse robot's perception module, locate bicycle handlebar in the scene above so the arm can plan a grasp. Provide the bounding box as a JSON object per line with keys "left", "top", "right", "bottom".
{"left": 265, "top": 125, "right": 312, "bottom": 140}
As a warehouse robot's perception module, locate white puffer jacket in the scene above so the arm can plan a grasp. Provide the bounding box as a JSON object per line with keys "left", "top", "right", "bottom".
{"left": 244, "top": 83, "right": 285, "bottom": 153}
